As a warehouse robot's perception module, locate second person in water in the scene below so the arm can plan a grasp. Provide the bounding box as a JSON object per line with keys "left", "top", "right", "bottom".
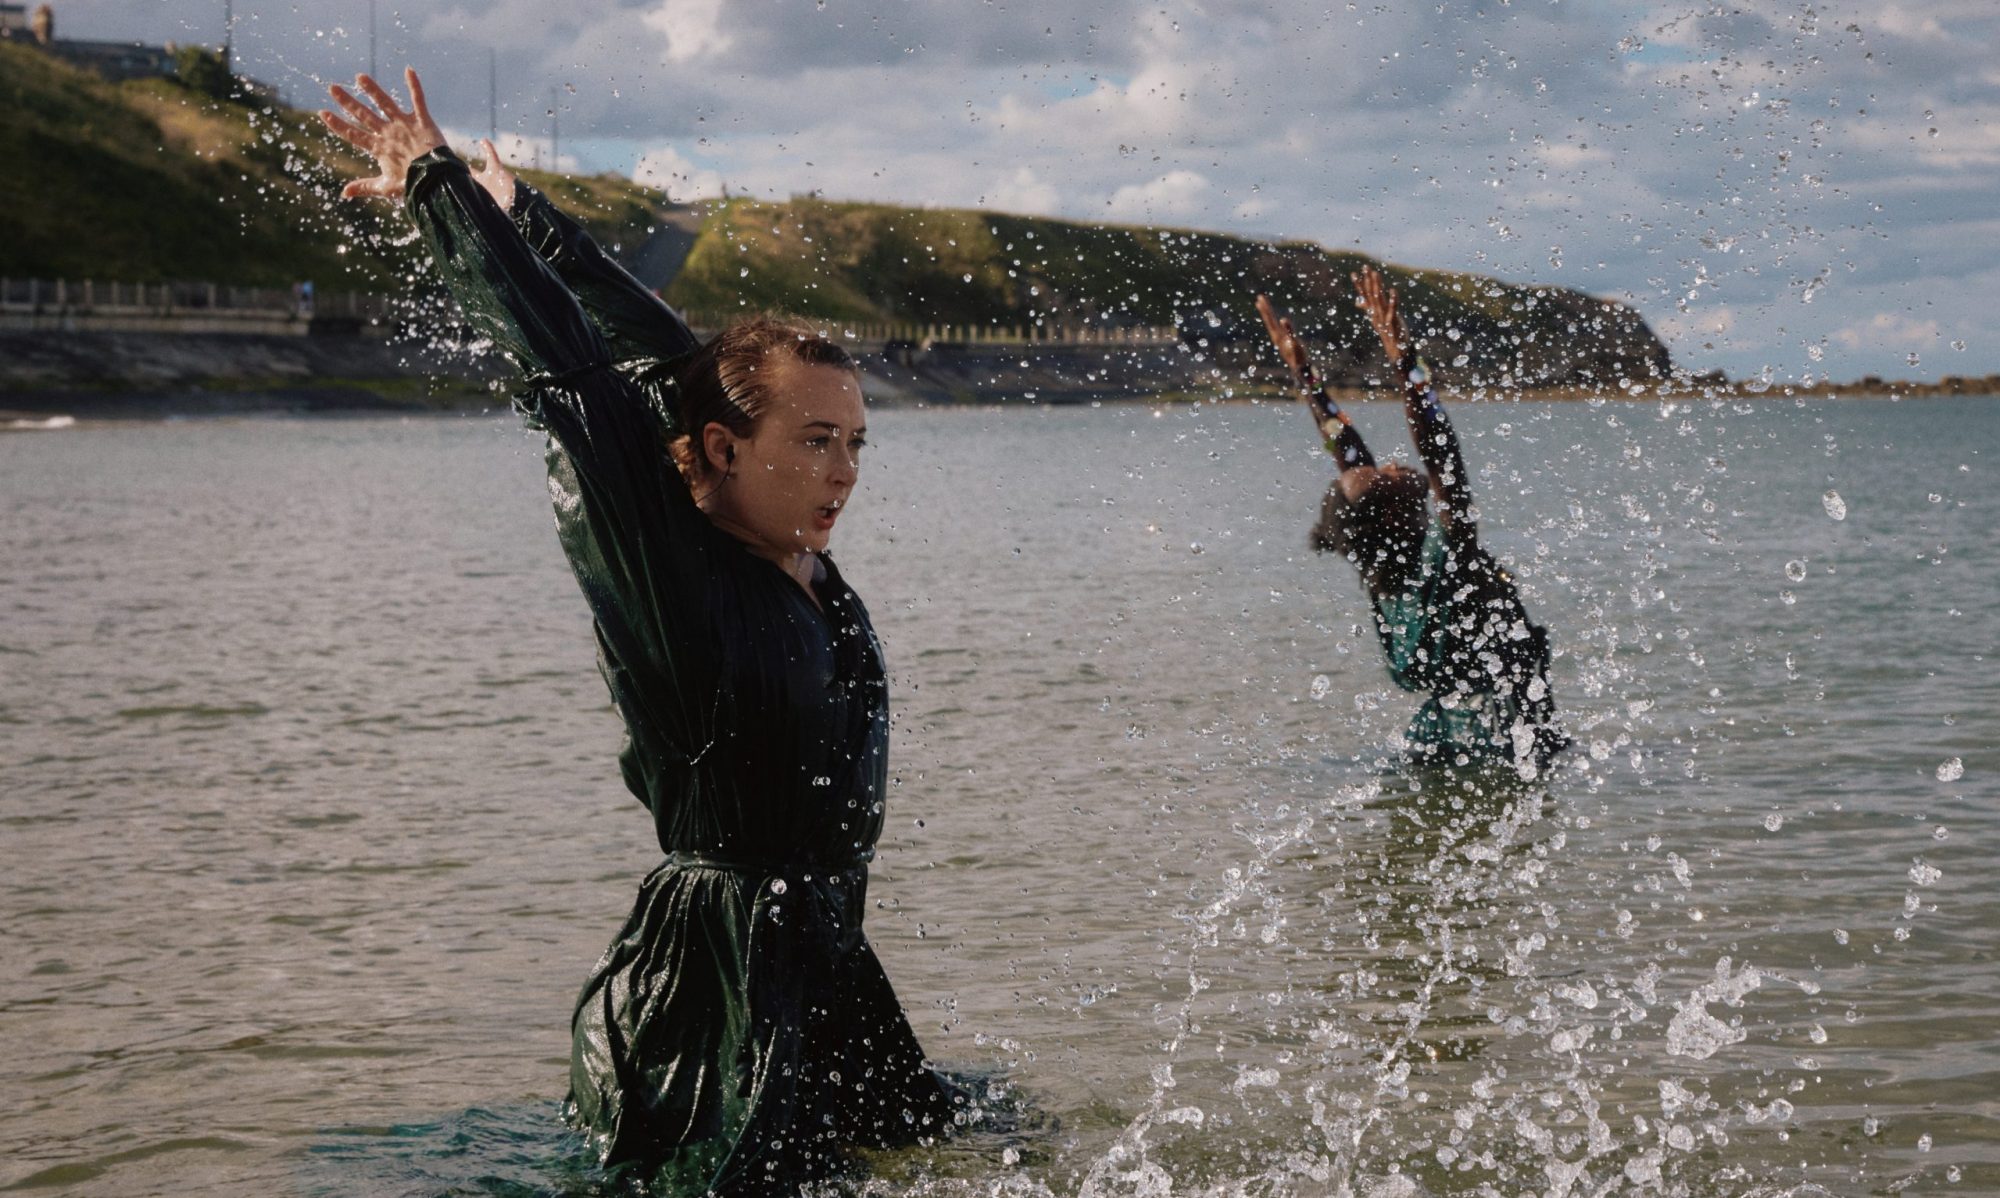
{"left": 1258, "top": 268, "right": 1569, "bottom": 776}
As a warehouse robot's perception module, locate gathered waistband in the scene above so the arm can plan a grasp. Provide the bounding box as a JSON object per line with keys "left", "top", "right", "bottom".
{"left": 662, "top": 849, "right": 874, "bottom": 877}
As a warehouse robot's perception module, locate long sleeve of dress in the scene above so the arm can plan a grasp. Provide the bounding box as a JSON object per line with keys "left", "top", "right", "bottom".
{"left": 404, "top": 147, "right": 724, "bottom": 809}
{"left": 508, "top": 180, "right": 702, "bottom": 371}
{"left": 1398, "top": 353, "right": 1476, "bottom": 543}
{"left": 1299, "top": 382, "right": 1376, "bottom": 470}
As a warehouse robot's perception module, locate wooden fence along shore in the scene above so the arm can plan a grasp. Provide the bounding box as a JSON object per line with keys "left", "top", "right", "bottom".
{"left": 0, "top": 278, "right": 1182, "bottom": 348}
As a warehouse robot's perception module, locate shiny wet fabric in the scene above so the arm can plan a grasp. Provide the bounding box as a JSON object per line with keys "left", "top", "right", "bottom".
{"left": 1370, "top": 520, "right": 1568, "bottom": 773}
{"left": 402, "top": 149, "right": 962, "bottom": 1193}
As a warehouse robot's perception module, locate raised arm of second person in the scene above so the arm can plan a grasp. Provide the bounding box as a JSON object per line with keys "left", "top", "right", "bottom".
{"left": 1254, "top": 293, "right": 1375, "bottom": 470}
{"left": 471, "top": 138, "right": 700, "bottom": 369}
{"left": 319, "top": 69, "right": 727, "bottom": 774}
{"left": 1352, "top": 266, "right": 1474, "bottom": 535}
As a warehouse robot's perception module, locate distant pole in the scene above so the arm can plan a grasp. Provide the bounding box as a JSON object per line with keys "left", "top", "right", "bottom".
{"left": 368, "top": 0, "right": 377, "bottom": 79}
{"left": 487, "top": 49, "right": 497, "bottom": 143}
{"left": 550, "top": 88, "right": 560, "bottom": 173}
{"left": 222, "top": 0, "right": 233, "bottom": 70}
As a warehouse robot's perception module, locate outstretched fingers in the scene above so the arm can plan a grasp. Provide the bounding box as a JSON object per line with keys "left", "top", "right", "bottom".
{"left": 341, "top": 176, "right": 398, "bottom": 199}
{"left": 317, "top": 108, "right": 376, "bottom": 152}
{"left": 354, "top": 73, "right": 408, "bottom": 121}
{"left": 328, "top": 83, "right": 385, "bottom": 130}
{"left": 1254, "top": 293, "right": 1282, "bottom": 339}
{"left": 405, "top": 67, "right": 434, "bottom": 125}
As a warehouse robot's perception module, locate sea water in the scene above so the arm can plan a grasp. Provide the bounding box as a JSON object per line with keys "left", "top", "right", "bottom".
{"left": 0, "top": 396, "right": 1992, "bottom": 1195}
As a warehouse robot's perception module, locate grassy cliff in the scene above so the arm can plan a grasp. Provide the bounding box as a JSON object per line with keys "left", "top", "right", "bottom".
{"left": 0, "top": 42, "right": 669, "bottom": 290}
{"left": 668, "top": 196, "right": 1671, "bottom": 387}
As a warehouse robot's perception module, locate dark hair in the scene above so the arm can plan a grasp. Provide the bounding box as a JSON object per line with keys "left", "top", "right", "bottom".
{"left": 668, "top": 315, "right": 859, "bottom": 481}
{"left": 1310, "top": 471, "right": 1428, "bottom": 569}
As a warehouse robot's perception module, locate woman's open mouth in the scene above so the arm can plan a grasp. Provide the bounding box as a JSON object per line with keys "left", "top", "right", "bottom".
{"left": 813, "top": 499, "right": 843, "bottom": 531}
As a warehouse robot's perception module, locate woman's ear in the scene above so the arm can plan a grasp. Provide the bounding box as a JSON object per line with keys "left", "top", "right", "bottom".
{"left": 701, "top": 422, "right": 736, "bottom": 475}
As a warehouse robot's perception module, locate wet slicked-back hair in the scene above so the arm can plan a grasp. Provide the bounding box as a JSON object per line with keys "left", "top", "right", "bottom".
{"left": 667, "top": 315, "right": 859, "bottom": 482}
{"left": 1310, "top": 471, "right": 1430, "bottom": 572}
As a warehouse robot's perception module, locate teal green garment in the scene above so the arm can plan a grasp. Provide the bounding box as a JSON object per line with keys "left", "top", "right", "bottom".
{"left": 1371, "top": 520, "right": 1566, "bottom": 772}
{"left": 402, "top": 148, "right": 962, "bottom": 1194}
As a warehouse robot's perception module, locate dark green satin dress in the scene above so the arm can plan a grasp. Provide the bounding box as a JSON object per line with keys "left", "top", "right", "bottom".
{"left": 403, "top": 149, "right": 962, "bottom": 1193}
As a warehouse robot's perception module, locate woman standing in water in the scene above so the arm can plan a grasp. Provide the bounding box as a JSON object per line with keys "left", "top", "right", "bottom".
{"left": 318, "top": 70, "right": 962, "bottom": 1192}
{"left": 1257, "top": 268, "right": 1568, "bottom": 776}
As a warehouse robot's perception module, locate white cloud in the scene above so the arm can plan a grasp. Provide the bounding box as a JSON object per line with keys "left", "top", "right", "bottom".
{"left": 982, "top": 167, "right": 1060, "bottom": 215}
{"left": 640, "top": 0, "right": 733, "bottom": 65}
{"left": 1105, "top": 170, "right": 1211, "bottom": 221}
{"left": 1833, "top": 312, "right": 1942, "bottom": 352}
{"left": 634, "top": 144, "right": 724, "bottom": 202}
{"left": 438, "top": 125, "right": 580, "bottom": 175}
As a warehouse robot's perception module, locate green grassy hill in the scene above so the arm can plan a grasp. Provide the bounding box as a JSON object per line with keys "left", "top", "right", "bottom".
{"left": 668, "top": 196, "right": 1671, "bottom": 387}
{"left": 4, "top": 41, "right": 1671, "bottom": 387}
{"left": 0, "top": 42, "right": 667, "bottom": 290}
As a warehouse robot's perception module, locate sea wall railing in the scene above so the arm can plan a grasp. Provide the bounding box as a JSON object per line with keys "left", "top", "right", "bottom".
{"left": 0, "top": 279, "right": 1183, "bottom": 346}
{"left": 634, "top": 311, "right": 1181, "bottom": 347}
{"left": 0, "top": 277, "right": 391, "bottom": 323}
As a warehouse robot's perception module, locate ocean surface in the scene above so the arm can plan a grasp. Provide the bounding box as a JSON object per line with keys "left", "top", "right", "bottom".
{"left": 0, "top": 395, "right": 1992, "bottom": 1197}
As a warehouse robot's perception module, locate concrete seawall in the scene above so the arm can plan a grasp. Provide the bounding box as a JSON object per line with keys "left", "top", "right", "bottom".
{"left": 0, "top": 327, "right": 1218, "bottom": 415}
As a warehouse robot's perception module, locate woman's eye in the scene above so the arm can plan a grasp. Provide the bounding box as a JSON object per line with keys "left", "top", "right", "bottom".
{"left": 806, "top": 436, "right": 831, "bottom": 449}
{"left": 849, "top": 439, "right": 867, "bottom": 453}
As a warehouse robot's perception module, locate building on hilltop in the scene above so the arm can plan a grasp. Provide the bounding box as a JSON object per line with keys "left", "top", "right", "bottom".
{"left": 2, "top": 3, "right": 177, "bottom": 81}
{"left": 2, "top": 3, "right": 285, "bottom": 97}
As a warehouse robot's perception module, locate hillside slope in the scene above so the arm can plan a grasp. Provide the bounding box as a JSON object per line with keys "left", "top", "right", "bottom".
{"left": 668, "top": 197, "right": 1670, "bottom": 388}
{"left": 0, "top": 43, "right": 673, "bottom": 291}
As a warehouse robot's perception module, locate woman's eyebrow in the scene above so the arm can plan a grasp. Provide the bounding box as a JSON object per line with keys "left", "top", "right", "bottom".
{"left": 801, "top": 420, "right": 867, "bottom": 436}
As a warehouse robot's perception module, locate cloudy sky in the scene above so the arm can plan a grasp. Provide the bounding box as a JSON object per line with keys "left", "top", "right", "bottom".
{"left": 62, "top": 0, "right": 2000, "bottom": 382}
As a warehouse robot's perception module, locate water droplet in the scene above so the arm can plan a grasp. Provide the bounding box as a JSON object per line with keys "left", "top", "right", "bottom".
{"left": 1784, "top": 559, "right": 1807, "bottom": 582}
{"left": 1919, "top": 1133, "right": 1934, "bottom": 1151}
{"left": 1936, "top": 757, "right": 1964, "bottom": 782}
{"left": 1763, "top": 812, "right": 1785, "bottom": 832}
{"left": 1309, "top": 674, "right": 1331, "bottom": 701}
{"left": 1779, "top": 590, "right": 1797, "bottom": 606}
{"left": 770, "top": 878, "right": 788, "bottom": 895}
{"left": 1909, "top": 860, "right": 1942, "bottom": 886}
{"left": 1933, "top": 825, "right": 1950, "bottom": 840}
{"left": 1821, "top": 490, "right": 1847, "bottom": 520}
{"left": 962, "top": 273, "right": 973, "bottom": 283}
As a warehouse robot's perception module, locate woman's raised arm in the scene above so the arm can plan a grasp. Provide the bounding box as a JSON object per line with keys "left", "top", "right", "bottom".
{"left": 1253, "top": 293, "right": 1375, "bottom": 470}
{"left": 470, "top": 140, "right": 701, "bottom": 369}
{"left": 1352, "top": 267, "right": 1474, "bottom": 535}
{"left": 320, "top": 71, "right": 727, "bottom": 770}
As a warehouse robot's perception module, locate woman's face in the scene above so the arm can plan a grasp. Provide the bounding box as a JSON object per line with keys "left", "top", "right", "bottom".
{"left": 705, "top": 357, "right": 867, "bottom": 558}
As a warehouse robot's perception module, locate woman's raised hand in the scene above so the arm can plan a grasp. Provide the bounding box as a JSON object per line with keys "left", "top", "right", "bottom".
{"left": 471, "top": 138, "right": 518, "bottom": 213}
{"left": 318, "top": 67, "right": 447, "bottom": 200}
{"left": 1254, "top": 293, "right": 1315, "bottom": 388}
{"left": 1351, "top": 266, "right": 1406, "bottom": 366}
